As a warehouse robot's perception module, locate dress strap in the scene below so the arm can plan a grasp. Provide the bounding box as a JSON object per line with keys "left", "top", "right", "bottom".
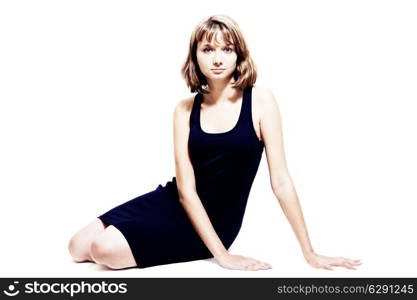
{"left": 239, "top": 86, "right": 253, "bottom": 129}
{"left": 189, "top": 93, "right": 201, "bottom": 127}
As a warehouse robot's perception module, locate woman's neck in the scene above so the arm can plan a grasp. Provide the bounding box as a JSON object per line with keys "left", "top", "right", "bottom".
{"left": 204, "top": 77, "right": 240, "bottom": 105}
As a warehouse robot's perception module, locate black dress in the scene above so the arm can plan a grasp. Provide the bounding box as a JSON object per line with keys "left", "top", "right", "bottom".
{"left": 98, "top": 86, "right": 264, "bottom": 268}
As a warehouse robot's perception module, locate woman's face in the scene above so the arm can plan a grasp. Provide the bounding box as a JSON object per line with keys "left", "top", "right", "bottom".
{"left": 196, "top": 31, "right": 237, "bottom": 82}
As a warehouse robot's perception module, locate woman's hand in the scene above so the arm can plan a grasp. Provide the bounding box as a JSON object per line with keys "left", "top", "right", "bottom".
{"left": 303, "top": 251, "right": 362, "bottom": 270}
{"left": 214, "top": 252, "right": 272, "bottom": 271}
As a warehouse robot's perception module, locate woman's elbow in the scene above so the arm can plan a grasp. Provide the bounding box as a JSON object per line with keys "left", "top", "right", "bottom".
{"left": 271, "top": 174, "right": 292, "bottom": 195}
{"left": 177, "top": 185, "right": 197, "bottom": 202}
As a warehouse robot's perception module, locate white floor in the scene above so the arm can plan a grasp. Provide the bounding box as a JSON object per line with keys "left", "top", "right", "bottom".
{"left": 3, "top": 231, "right": 416, "bottom": 278}
{"left": 2, "top": 176, "right": 416, "bottom": 278}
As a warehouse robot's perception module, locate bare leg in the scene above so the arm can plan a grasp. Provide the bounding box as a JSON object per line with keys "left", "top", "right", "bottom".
{"left": 68, "top": 218, "right": 107, "bottom": 262}
{"left": 89, "top": 225, "right": 138, "bottom": 269}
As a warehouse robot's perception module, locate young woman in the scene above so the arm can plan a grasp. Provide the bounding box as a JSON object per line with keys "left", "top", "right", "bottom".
{"left": 68, "top": 15, "right": 362, "bottom": 271}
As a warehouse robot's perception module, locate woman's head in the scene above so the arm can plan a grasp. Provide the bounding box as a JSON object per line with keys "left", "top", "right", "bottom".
{"left": 181, "top": 15, "right": 257, "bottom": 94}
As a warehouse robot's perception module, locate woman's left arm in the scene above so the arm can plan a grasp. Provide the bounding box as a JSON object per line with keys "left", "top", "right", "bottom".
{"left": 255, "top": 86, "right": 362, "bottom": 271}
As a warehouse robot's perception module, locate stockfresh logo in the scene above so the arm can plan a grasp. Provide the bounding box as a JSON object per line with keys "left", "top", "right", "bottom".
{"left": 2, "top": 280, "right": 128, "bottom": 297}
{"left": 3, "top": 281, "right": 20, "bottom": 297}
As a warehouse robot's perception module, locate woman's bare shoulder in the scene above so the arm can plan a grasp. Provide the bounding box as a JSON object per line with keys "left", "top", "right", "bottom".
{"left": 252, "top": 85, "right": 275, "bottom": 103}
{"left": 174, "top": 94, "right": 196, "bottom": 114}
{"left": 252, "top": 85, "right": 278, "bottom": 117}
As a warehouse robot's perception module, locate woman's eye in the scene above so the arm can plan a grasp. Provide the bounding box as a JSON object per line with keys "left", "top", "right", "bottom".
{"left": 202, "top": 47, "right": 233, "bottom": 53}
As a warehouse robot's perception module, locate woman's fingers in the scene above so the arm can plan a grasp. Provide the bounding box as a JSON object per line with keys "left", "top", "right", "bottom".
{"left": 261, "top": 262, "right": 272, "bottom": 269}
{"left": 346, "top": 260, "right": 361, "bottom": 267}
{"left": 221, "top": 254, "right": 273, "bottom": 271}
{"left": 256, "top": 262, "right": 270, "bottom": 270}
{"left": 322, "top": 264, "right": 334, "bottom": 271}
{"left": 258, "top": 260, "right": 272, "bottom": 270}
{"left": 327, "top": 257, "right": 361, "bottom": 270}
{"left": 254, "top": 259, "right": 270, "bottom": 269}
{"left": 244, "top": 259, "right": 272, "bottom": 271}
{"left": 341, "top": 257, "right": 362, "bottom": 265}
{"left": 247, "top": 262, "right": 261, "bottom": 271}
{"left": 341, "top": 258, "right": 361, "bottom": 269}
{"left": 342, "top": 261, "right": 357, "bottom": 270}
{"left": 216, "top": 254, "right": 273, "bottom": 271}
{"left": 305, "top": 254, "right": 362, "bottom": 271}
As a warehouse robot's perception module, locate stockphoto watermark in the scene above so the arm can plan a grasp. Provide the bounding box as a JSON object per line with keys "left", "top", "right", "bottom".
{"left": 2, "top": 280, "right": 128, "bottom": 297}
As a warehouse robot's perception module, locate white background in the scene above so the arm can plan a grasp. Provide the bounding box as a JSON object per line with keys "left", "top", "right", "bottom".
{"left": 0, "top": 0, "right": 416, "bottom": 277}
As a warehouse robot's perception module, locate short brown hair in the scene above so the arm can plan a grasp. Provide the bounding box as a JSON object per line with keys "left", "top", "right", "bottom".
{"left": 181, "top": 15, "right": 257, "bottom": 94}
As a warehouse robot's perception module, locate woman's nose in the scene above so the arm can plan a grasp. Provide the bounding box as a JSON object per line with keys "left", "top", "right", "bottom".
{"left": 212, "top": 50, "right": 223, "bottom": 65}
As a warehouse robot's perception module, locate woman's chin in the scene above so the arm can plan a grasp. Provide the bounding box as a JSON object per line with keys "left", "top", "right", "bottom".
{"left": 206, "top": 74, "right": 233, "bottom": 81}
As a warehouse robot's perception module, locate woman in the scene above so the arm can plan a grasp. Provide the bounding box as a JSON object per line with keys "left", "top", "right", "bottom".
{"left": 68, "top": 15, "right": 362, "bottom": 271}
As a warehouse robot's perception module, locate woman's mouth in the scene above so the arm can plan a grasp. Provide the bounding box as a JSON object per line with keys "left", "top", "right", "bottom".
{"left": 211, "top": 68, "right": 226, "bottom": 73}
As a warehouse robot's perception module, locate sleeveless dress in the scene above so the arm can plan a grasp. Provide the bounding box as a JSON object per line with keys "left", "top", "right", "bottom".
{"left": 97, "top": 86, "right": 265, "bottom": 268}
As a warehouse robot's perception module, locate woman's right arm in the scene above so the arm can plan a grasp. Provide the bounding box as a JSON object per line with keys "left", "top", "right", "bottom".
{"left": 173, "top": 98, "right": 229, "bottom": 258}
{"left": 173, "top": 97, "right": 272, "bottom": 271}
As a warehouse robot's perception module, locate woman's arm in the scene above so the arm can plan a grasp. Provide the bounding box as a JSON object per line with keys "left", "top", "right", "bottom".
{"left": 255, "top": 86, "right": 314, "bottom": 255}
{"left": 173, "top": 97, "right": 227, "bottom": 258}
{"left": 173, "top": 97, "right": 272, "bottom": 271}
{"left": 256, "top": 86, "right": 361, "bottom": 270}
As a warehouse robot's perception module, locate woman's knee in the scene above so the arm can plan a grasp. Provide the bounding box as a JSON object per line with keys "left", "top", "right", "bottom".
{"left": 68, "top": 235, "right": 89, "bottom": 262}
{"left": 89, "top": 228, "right": 136, "bottom": 269}
{"left": 68, "top": 219, "right": 106, "bottom": 262}
{"left": 89, "top": 238, "right": 118, "bottom": 268}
